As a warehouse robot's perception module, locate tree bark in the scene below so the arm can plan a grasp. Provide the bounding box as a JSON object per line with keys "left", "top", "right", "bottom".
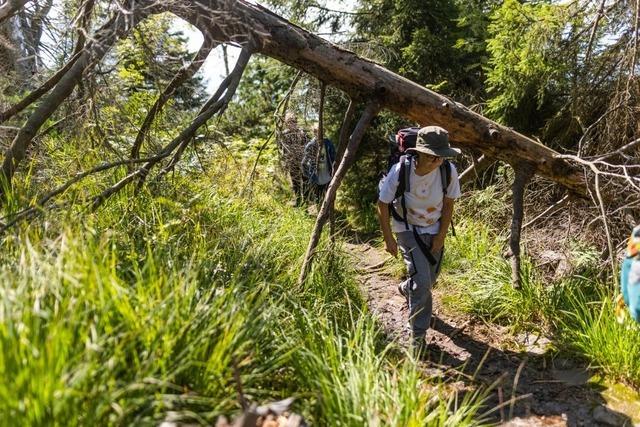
{"left": 0, "top": 0, "right": 29, "bottom": 24}
{"left": 171, "top": 0, "right": 587, "bottom": 197}
{"left": 508, "top": 162, "right": 536, "bottom": 289}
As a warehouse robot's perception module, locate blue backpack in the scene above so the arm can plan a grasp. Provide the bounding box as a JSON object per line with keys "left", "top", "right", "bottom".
{"left": 620, "top": 225, "right": 640, "bottom": 322}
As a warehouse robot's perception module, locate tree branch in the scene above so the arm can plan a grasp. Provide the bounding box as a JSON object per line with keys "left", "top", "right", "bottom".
{"left": 299, "top": 98, "right": 380, "bottom": 285}
{"left": 131, "top": 36, "right": 216, "bottom": 160}
{"left": 155, "top": 45, "right": 252, "bottom": 179}
{"left": 507, "top": 162, "right": 536, "bottom": 289}
{"left": 0, "top": 155, "right": 164, "bottom": 234}
{"left": 0, "top": 51, "right": 82, "bottom": 124}
{"left": 92, "top": 46, "right": 254, "bottom": 209}
{"left": 1, "top": 4, "right": 151, "bottom": 197}
{"left": 0, "top": 0, "right": 30, "bottom": 24}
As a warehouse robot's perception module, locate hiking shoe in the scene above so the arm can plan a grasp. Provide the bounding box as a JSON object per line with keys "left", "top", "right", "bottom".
{"left": 397, "top": 281, "right": 408, "bottom": 298}
{"left": 412, "top": 336, "right": 428, "bottom": 359}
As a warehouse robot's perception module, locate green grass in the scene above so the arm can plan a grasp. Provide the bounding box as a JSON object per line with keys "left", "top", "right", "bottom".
{"left": 0, "top": 148, "right": 488, "bottom": 426}
{"left": 555, "top": 286, "right": 640, "bottom": 387}
{"left": 439, "top": 213, "right": 640, "bottom": 390}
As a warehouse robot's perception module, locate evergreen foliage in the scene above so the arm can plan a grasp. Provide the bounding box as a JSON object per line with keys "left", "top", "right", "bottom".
{"left": 115, "top": 14, "right": 207, "bottom": 110}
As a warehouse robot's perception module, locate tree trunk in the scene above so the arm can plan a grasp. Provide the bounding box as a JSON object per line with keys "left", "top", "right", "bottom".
{"left": 508, "top": 162, "right": 536, "bottom": 288}
{"left": 172, "top": 0, "right": 587, "bottom": 197}
{"left": 1, "top": 0, "right": 591, "bottom": 199}
{"left": 0, "top": 0, "right": 29, "bottom": 24}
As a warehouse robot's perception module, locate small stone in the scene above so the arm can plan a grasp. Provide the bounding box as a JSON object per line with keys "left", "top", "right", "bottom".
{"left": 592, "top": 405, "right": 628, "bottom": 426}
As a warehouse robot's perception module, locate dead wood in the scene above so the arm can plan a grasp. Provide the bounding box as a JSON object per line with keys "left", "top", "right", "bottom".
{"left": 0, "top": 155, "right": 166, "bottom": 234}
{"left": 459, "top": 154, "right": 495, "bottom": 186}
{"left": 166, "top": 0, "right": 588, "bottom": 198}
{"left": 1, "top": 4, "right": 152, "bottom": 196}
{"left": 131, "top": 36, "right": 216, "bottom": 160}
{"left": 0, "top": 51, "right": 82, "bottom": 124}
{"left": 329, "top": 98, "right": 356, "bottom": 242}
{"left": 92, "top": 46, "right": 253, "bottom": 209}
{"left": 298, "top": 99, "right": 380, "bottom": 285}
{"left": 508, "top": 162, "right": 536, "bottom": 288}
{"left": 156, "top": 45, "right": 251, "bottom": 179}
{"left": 0, "top": 0, "right": 29, "bottom": 24}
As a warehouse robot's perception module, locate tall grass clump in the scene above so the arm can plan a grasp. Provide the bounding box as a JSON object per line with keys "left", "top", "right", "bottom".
{"left": 440, "top": 219, "right": 548, "bottom": 330}
{"left": 555, "top": 282, "right": 640, "bottom": 388}
{"left": 284, "top": 307, "right": 488, "bottom": 426}
{"left": 0, "top": 146, "right": 488, "bottom": 425}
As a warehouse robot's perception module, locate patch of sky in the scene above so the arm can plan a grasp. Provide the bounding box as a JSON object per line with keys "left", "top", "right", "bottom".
{"left": 175, "top": 0, "right": 357, "bottom": 94}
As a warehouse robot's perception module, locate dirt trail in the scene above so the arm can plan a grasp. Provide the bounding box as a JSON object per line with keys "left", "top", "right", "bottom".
{"left": 346, "top": 240, "right": 639, "bottom": 427}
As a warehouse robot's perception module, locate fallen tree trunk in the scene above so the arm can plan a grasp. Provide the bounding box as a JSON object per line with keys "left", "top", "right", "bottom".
{"left": 0, "top": 0, "right": 588, "bottom": 201}
{"left": 174, "top": 0, "right": 587, "bottom": 197}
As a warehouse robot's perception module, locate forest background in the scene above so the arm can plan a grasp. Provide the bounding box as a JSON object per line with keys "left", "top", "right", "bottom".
{"left": 0, "top": 0, "right": 639, "bottom": 425}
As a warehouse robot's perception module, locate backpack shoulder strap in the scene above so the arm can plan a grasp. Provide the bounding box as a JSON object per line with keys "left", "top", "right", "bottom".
{"left": 389, "top": 155, "right": 413, "bottom": 230}
{"left": 439, "top": 160, "right": 451, "bottom": 196}
{"left": 439, "top": 160, "right": 456, "bottom": 236}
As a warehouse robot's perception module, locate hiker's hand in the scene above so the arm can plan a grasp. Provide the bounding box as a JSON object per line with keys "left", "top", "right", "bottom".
{"left": 431, "top": 234, "right": 445, "bottom": 254}
{"left": 384, "top": 237, "right": 398, "bottom": 257}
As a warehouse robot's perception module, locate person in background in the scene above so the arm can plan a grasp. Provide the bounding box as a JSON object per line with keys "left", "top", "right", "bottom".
{"left": 302, "top": 126, "right": 336, "bottom": 204}
{"left": 377, "top": 126, "right": 461, "bottom": 356}
{"left": 277, "top": 113, "right": 308, "bottom": 206}
{"left": 620, "top": 225, "right": 640, "bottom": 322}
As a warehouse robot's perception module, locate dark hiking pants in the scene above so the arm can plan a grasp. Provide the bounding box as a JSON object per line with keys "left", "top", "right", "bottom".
{"left": 396, "top": 231, "right": 443, "bottom": 342}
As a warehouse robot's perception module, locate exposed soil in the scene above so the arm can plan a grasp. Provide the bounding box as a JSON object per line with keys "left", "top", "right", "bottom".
{"left": 346, "top": 240, "right": 639, "bottom": 427}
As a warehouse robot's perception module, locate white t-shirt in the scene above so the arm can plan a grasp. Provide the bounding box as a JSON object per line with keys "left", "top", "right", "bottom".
{"left": 379, "top": 159, "right": 461, "bottom": 234}
{"left": 316, "top": 144, "right": 332, "bottom": 185}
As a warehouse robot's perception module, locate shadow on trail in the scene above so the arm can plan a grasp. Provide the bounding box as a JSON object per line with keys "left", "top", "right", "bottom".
{"left": 421, "top": 316, "right": 633, "bottom": 425}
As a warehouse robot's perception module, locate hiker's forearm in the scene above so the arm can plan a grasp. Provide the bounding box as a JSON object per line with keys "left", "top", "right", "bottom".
{"left": 377, "top": 200, "right": 394, "bottom": 240}
{"left": 438, "top": 197, "right": 455, "bottom": 238}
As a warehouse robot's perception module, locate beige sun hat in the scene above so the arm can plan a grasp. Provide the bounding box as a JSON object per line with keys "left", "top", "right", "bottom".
{"left": 406, "top": 126, "right": 461, "bottom": 158}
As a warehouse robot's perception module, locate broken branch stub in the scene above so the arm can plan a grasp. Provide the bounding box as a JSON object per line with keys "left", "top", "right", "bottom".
{"left": 509, "top": 162, "right": 536, "bottom": 289}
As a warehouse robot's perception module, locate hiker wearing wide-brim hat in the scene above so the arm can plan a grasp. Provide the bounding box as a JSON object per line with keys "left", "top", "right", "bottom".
{"left": 377, "top": 125, "right": 462, "bottom": 357}
{"left": 406, "top": 126, "right": 462, "bottom": 158}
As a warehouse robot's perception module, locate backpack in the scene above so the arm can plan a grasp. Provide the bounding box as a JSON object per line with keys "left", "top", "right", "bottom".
{"left": 387, "top": 127, "right": 420, "bottom": 170}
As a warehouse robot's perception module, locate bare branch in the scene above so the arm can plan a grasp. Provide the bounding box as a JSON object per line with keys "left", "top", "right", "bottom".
{"left": 590, "top": 137, "right": 640, "bottom": 161}
{"left": 92, "top": 46, "right": 254, "bottom": 209}
{"left": 156, "top": 45, "right": 252, "bottom": 178}
{"left": 0, "top": 0, "right": 30, "bottom": 24}
{"left": 299, "top": 99, "right": 381, "bottom": 285}
{"left": 585, "top": 0, "right": 607, "bottom": 64}
{"left": 1, "top": 4, "right": 151, "bottom": 197}
{"left": 131, "top": 36, "right": 217, "bottom": 160}
{"left": 459, "top": 154, "right": 495, "bottom": 185}
{"left": 335, "top": 98, "right": 356, "bottom": 162}
{"left": 522, "top": 195, "right": 569, "bottom": 230}
{"left": 0, "top": 155, "right": 164, "bottom": 234}
{"left": 0, "top": 51, "right": 82, "bottom": 123}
